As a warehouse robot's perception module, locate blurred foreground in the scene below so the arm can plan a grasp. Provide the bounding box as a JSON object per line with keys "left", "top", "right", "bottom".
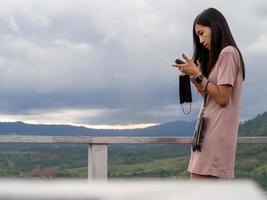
{"left": 0, "top": 179, "right": 265, "bottom": 200}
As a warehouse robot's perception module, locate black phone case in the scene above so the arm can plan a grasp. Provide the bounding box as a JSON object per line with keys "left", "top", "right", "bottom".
{"left": 175, "top": 58, "right": 185, "bottom": 64}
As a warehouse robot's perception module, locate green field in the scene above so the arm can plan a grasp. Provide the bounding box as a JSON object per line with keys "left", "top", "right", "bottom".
{"left": 0, "top": 143, "right": 266, "bottom": 191}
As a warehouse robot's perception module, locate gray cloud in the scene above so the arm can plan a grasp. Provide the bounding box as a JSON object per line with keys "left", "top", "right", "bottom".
{"left": 0, "top": 0, "right": 266, "bottom": 126}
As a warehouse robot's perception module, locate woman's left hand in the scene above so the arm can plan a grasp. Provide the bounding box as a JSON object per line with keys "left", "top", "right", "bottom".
{"left": 172, "top": 53, "right": 201, "bottom": 77}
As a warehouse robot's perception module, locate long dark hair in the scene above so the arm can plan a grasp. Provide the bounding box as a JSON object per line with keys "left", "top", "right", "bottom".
{"left": 192, "top": 8, "right": 245, "bottom": 80}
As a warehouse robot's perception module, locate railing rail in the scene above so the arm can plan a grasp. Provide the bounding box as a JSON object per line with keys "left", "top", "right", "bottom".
{"left": 0, "top": 135, "right": 266, "bottom": 179}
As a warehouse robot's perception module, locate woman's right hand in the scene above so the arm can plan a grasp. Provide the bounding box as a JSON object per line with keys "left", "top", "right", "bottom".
{"left": 189, "top": 60, "right": 202, "bottom": 79}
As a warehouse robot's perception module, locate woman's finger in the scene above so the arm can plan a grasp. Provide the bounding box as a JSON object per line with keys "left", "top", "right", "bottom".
{"left": 172, "top": 64, "right": 184, "bottom": 73}
{"left": 182, "top": 53, "right": 190, "bottom": 62}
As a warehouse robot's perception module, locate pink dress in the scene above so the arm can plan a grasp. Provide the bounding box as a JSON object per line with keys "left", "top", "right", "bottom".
{"left": 188, "top": 46, "right": 243, "bottom": 178}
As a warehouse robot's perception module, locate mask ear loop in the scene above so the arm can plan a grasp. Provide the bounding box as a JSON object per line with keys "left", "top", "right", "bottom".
{"left": 181, "top": 103, "right": 191, "bottom": 115}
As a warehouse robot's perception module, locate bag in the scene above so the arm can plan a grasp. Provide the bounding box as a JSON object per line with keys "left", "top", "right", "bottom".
{"left": 191, "top": 80, "right": 210, "bottom": 152}
{"left": 192, "top": 113, "right": 206, "bottom": 152}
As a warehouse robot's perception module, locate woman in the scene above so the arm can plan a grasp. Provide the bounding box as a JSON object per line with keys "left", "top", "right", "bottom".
{"left": 172, "top": 8, "right": 245, "bottom": 179}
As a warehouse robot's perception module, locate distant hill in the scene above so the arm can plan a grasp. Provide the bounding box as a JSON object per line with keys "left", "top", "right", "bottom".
{"left": 0, "top": 120, "right": 195, "bottom": 136}
{"left": 239, "top": 112, "right": 267, "bottom": 136}
{"left": 0, "top": 111, "right": 266, "bottom": 137}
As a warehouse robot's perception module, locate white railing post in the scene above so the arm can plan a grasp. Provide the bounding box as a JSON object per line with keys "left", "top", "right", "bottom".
{"left": 88, "top": 144, "right": 108, "bottom": 180}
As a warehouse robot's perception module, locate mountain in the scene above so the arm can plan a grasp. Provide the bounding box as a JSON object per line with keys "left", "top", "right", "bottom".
{"left": 0, "top": 121, "right": 100, "bottom": 136}
{"left": 0, "top": 110, "right": 266, "bottom": 137}
{"left": 0, "top": 120, "right": 195, "bottom": 136}
{"left": 132, "top": 121, "right": 195, "bottom": 136}
{"left": 239, "top": 112, "right": 267, "bottom": 136}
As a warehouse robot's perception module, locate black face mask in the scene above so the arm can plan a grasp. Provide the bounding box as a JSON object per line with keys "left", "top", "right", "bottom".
{"left": 179, "top": 74, "right": 192, "bottom": 114}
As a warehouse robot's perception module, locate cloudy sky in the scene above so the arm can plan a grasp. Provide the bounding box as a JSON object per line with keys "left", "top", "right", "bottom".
{"left": 0, "top": 0, "right": 266, "bottom": 129}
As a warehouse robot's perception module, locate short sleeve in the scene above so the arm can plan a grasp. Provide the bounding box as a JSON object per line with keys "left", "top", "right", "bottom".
{"left": 217, "top": 52, "right": 238, "bottom": 86}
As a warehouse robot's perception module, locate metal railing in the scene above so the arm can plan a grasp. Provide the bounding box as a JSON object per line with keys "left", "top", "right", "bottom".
{"left": 0, "top": 135, "right": 267, "bottom": 179}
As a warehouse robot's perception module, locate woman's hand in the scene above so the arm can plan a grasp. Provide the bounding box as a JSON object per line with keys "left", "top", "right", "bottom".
{"left": 172, "top": 54, "right": 201, "bottom": 77}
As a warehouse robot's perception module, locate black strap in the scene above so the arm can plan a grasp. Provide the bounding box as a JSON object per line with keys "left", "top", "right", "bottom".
{"left": 203, "top": 80, "right": 210, "bottom": 108}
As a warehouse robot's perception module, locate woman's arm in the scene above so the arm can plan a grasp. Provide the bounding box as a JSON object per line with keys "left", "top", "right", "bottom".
{"left": 194, "top": 74, "right": 232, "bottom": 107}
{"left": 172, "top": 54, "right": 232, "bottom": 107}
{"left": 190, "top": 76, "right": 204, "bottom": 96}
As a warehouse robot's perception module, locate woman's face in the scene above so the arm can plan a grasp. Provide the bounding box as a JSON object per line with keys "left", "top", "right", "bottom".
{"left": 195, "top": 24, "right": 212, "bottom": 50}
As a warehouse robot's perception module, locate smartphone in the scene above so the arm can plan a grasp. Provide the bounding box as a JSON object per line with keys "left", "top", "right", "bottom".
{"left": 175, "top": 58, "right": 185, "bottom": 64}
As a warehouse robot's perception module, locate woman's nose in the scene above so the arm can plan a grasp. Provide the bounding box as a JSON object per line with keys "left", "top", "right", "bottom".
{"left": 199, "top": 37, "right": 204, "bottom": 44}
